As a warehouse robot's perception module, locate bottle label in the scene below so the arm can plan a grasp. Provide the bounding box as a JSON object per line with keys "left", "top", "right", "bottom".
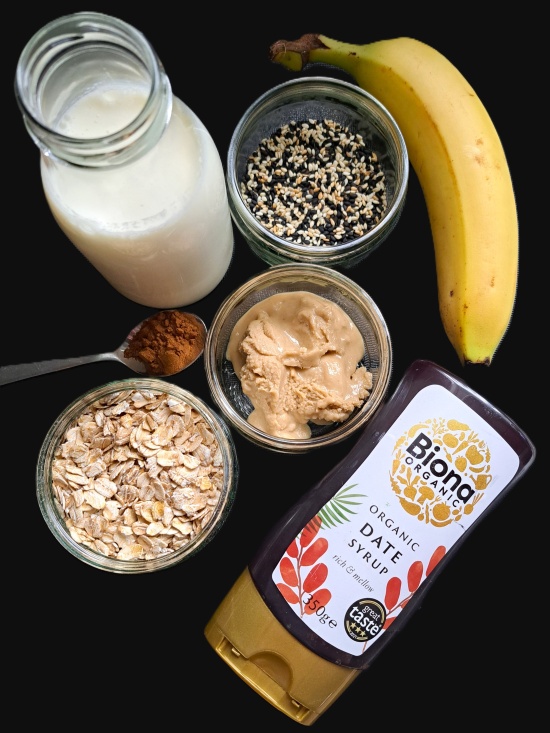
{"left": 272, "top": 384, "right": 519, "bottom": 656}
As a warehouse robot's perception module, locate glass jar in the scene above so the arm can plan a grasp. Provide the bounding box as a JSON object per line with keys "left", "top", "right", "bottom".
{"left": 204, "top": 263, "right": 393, "bottom": 453}
{"left": 15, "top": 12, "right": 234, "bottom": 308}
{"left": 226, "top": 77, "right": 408, "bottom": 269}
{"left": 36, "top": 378, "right": 239, "bottom": 573}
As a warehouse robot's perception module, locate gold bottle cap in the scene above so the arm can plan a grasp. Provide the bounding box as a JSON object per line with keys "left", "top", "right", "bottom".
{"left": 204, "top": 568, "right": 360, "bottom": 726}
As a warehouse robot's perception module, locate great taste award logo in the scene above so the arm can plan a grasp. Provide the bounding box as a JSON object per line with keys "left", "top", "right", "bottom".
{"left": 390, "top": 418, "right": 493, "bottom": 527}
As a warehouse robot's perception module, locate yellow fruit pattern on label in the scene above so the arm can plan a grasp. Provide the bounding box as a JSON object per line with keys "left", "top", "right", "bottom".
{"left": 390, "top": 418, "right": 492, "bottom": 527}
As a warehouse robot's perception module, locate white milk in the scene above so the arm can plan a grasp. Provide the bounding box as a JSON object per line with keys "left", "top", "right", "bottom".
{"left": 41, "top": 86, "right": 234, "bottom": 308}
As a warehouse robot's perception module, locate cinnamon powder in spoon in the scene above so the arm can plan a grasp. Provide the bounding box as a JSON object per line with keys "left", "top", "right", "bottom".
{"left": 124, "top": 310, "right": 205, "bottom": 376}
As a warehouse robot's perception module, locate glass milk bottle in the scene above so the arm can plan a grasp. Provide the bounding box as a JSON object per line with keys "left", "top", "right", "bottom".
{"left": 15, "top": 12, "right": 234, "bottom": 308}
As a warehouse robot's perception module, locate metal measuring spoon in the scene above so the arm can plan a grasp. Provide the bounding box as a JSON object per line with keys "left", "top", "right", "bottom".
{"left": 0, "top": 311, "right": 207, "bottom": 386}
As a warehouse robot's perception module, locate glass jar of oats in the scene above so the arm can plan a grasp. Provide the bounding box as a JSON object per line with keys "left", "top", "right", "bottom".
{"left": 36, "top": 378, "right": 238, "bottom": 573}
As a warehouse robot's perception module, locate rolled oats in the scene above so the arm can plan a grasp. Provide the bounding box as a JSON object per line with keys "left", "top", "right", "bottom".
{"left": 52, "top": 389, "right": 224, "bottom": 560}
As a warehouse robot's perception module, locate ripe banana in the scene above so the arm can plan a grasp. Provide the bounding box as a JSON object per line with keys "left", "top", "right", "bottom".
{"left": 269, "top": 35, "right": 518, "bottom": 366}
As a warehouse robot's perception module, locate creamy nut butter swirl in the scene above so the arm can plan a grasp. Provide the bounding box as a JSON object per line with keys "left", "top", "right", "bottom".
{"left": 226, "top": 291, "right": 372, "bottom": 439}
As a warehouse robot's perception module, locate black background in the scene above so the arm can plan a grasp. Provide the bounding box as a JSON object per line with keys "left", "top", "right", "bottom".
{"left": 6, "top": 6, "right": 538, "bottom": 728}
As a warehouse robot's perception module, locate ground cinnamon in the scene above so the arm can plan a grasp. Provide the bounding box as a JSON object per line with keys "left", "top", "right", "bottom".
{"left": 124, "top": 310, "right": 206, "bottom": 376}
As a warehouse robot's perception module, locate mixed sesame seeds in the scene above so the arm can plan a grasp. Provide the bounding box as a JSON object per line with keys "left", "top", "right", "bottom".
{"left": 240, "top": 118, "right": 387, "bottom": 247}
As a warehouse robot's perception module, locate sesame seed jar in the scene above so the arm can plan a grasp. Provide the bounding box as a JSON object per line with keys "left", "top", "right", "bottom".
{"left": 36, "top": 378, "right": 238, "bottom": 573}
{"left": 226, "top": 77, "right": 408, "bottom": 269}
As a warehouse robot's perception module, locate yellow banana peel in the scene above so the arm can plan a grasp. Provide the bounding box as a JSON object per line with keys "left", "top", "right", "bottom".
{"left": 269, "top": 35, "right": 518, "bottom": 366}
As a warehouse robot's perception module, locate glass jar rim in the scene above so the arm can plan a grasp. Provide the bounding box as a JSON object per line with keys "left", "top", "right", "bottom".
{"left": 14, "top": 11, "right": 172, "bottom": 167}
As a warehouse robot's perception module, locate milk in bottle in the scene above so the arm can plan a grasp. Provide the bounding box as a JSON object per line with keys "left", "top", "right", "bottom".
{"left": 16, "top": 12, "right": 234, "bottom": 308}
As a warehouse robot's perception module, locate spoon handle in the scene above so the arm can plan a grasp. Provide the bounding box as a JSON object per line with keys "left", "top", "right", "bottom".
{"left": 0, "top": 353, "right": 119, "bottom": 385}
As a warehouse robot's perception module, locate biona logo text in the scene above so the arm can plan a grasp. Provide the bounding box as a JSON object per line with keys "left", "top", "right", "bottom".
{"left": 389, "top": 418, "right": 493, "bottom": 527}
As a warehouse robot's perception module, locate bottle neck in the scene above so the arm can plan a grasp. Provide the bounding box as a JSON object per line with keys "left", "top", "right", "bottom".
{"left": 15, "top": 11, "right": 172, "bottom": 168}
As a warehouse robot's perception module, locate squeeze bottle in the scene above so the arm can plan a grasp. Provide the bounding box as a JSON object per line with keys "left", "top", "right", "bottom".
{"left": 205, "top": 359, "right": 535, "bottom": 725}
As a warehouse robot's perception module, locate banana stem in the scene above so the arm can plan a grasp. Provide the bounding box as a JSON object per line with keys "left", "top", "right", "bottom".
{"left": 269, "top": 34, "right": 328, "bottom": 71}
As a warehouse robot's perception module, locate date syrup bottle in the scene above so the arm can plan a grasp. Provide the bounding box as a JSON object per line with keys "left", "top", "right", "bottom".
{"left": 205, "top": 360, "right": 535, "bottom": 725}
